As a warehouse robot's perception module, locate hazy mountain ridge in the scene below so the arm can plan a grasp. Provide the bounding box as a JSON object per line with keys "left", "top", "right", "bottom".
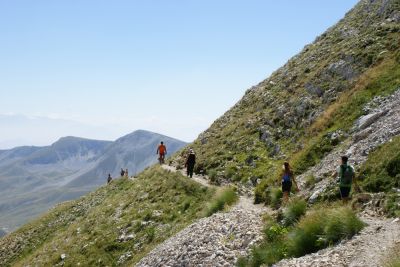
{"left": 0, "top": 130, "right": 186, "bottom": 232}
{"left": 23, "top": 136, "right": 112, "bottom": 165}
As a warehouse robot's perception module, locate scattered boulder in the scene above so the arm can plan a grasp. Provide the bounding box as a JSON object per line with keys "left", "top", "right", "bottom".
{"left": 305, "top": 83, "right": 324, "bottom": 97}
{"left": 355, "top": 109, "right": 389, "bottom": 130}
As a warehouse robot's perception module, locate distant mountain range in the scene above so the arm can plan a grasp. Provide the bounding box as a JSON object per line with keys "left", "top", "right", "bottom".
{"left": 0, "top": 130, "right": 187, "bottom": 233}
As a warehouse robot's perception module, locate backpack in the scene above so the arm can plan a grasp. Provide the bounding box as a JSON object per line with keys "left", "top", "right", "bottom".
{"left": 282, "top": 172, "right": 291, "bottom": 182}
{"left": 340, "top": 165, "right": 354, "bottom": 186}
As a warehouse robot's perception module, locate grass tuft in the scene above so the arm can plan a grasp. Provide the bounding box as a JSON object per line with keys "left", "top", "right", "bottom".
{"left": 205, "top": 187, "right": 238, "bottom": 216}
{"left": 241, "top": 206, "right": 364, "bottom": 266}
{"left": 282, "top": 198, "right": 307, "bottom": 227}
{"left": 288, "top": 207, "right": 365, "bottom": 257}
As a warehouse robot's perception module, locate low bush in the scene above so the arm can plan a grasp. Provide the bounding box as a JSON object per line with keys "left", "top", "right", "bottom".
{"left": 385, "top": 193, "right": 400, "bottom": 217}
{"left": 268, "top": 187, "right": 283, "bottom": 209}
{"left": 288, "top": 207, "right": 365, "bottom": 257}
{"left": 205, "top": 187, "right": 238, "bottom": 216}
{"left": 208, "top": 169, "right": 220, "bottom": 185}
{"left": 282, "top": 198, "right": 307, "bottom": 227}
{"left": 254, "top": 180, "right": 269, "bottom": 204}
{"left": 240, "top": 206, "right": 364, "bottom": 266}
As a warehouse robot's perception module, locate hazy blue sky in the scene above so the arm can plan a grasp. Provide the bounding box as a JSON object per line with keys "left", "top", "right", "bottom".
{"left": 0, "top": 0, "right": 358, "bottom": 148}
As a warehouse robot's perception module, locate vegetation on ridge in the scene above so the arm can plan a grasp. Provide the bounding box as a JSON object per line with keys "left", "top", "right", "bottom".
{"left": 0, "top": 167, "right": 217, "bottom": 266}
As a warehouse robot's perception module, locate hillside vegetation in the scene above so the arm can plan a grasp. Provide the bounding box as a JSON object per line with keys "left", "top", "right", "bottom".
{"left": 0, "top": 167, "right": 216, "bottom": 266}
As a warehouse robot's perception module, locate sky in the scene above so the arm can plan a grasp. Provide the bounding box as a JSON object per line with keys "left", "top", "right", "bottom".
{"left": 0, "top": 0, "right": 359, "bottom": 149}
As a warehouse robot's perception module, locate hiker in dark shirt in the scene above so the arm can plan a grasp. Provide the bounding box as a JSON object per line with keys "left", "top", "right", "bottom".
{"left": 120, "top": 168, "right": 125, "bottom": 177}
{"left": 107, "top": 173, "right": 112, "bottom": 184}
{"left": 280, "top": 161, "right": 299, "bottom": 204}
{"left": 332, "top": 155, "right": 356, "bottom": 203}
{"left": 185, "top": 149, "right": 196, "bottom": 178}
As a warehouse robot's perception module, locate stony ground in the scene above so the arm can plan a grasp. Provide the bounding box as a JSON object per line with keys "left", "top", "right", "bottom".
{"left": 274, "top": 214, "right": 400, "bottom": 267}
{"left": 136, "top": 166, "right": 269, "bottom": 267}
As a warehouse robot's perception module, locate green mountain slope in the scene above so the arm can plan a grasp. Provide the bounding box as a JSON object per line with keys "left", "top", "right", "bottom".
{"left": 0, "top": 167, "right": 215, "bottom": 266}
{"left": 173, "top": 0, "right": 400, "bottom": 197}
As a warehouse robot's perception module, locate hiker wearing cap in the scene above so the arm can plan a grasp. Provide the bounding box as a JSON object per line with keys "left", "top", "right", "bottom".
{"left": 280, "top": 161, "right": 299, "bottom": 203}
{"left": 332, "top": 156, "right": 356, "bottom": 202}
{"left": 185, "top": 148, "right": 196, "bottom": 178}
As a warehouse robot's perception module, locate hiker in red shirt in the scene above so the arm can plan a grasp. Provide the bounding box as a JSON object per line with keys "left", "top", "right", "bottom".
{"left": 157, "top": 141, "right": 167, "bottom": 164}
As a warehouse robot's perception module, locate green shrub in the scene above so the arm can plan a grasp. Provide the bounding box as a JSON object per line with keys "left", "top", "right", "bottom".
{"left": 385, "top": 193, "right": 400, "bottom": 217}
{"left": 145, "top": 227, "right": 156, "bottom": 243}
{"left": 288, "top": 207, "right": 365, "bottom": 257}
{"left": 208, "top": 169, "right": 219, "bottom": 185}
{"left": 205, "top": 187, "right": 238, "bottom": 216}
{"left": 249, "top": 241, "right": 287, "bottom": 267}
{"left": 264, "top": 222, "right": 288, "bottom": 242}
{"left": 243, "top": 206, "right": 364, "bottom": 266}
{"left": 225, "top": 165, "right": 237, "bottom": 180}
{"left": 254, "top": 180, "right": 269, "bottom": 204}
{"left": 282, "top": 198, "right": 307, "bottom": 227}
{"left": 269, "top": 187, "right": 283, "bottom": 209}
{"left": 181, "top": 200, "right": 191, "bottom": 212}
{"left": 387, "top": 154, "right": 400, "bottom": 178}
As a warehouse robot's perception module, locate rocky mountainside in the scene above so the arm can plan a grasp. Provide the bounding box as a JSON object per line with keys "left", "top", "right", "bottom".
{"left": 0, "top": 130, "right": 186, "bottom": 233}
{"left": 0, "top": 0, "right": 399, "bottom": 266}
{"left": 173, "top": 0, "right": 400, "bottom": 191}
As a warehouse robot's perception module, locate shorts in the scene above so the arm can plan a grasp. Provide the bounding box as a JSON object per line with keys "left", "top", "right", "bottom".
{"left": 282, "top": 181, "right": 292, "bottom": 193}
{"left": 340, "top": 186, "right": 351, "bottom": 198}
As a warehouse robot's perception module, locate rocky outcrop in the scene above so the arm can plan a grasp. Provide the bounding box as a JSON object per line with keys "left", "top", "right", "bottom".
{"left": 299, "top": 88, "right": 400, "bottom": 203}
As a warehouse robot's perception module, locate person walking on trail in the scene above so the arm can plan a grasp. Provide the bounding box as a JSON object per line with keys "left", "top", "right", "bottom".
{"left": 125, "top": 169, "right": 129, "bottom": 178}
{"left": 332, "top": 155, "right": 356, "bottom": 202}
{"left": 120, "top": 168, "right": 125, "bottom": 177}
{"left": 107, "top": 173, "right": 112, "bottom": 184}
{"left": 185, "top": 148, "right": 196, "bottom": 178}
{"left": 280, "top": 161, "right": 299, "bottom": 204}
{"left": 157, "top": 141, "right": 167, "bottom": 164}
